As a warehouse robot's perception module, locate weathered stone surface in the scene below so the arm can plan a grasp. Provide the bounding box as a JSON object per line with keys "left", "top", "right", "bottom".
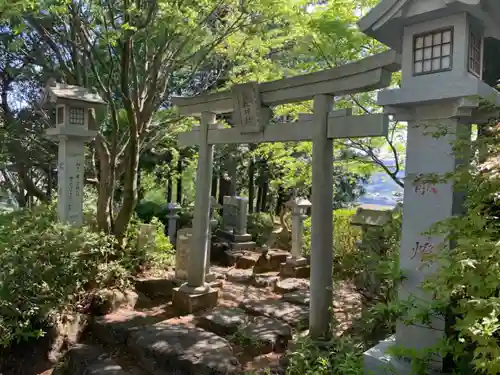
{"left": 241, "top": 299, "right": 309, "bottom": 328}
{"left": 240, "top": 316, "right": 293, "bottom": 354}
{"left": 197, "top": 307, "right": 249, "bottom": 336}
{"left": 252, "top": 272, "right": 279, "bottom": 288}
{"left": 134, "top": 278, "right": 176, "bottom": 300}
{"left": 274, "top": 278, "right": 309, "bottom": 295}
{"left": 172, "top": 287, "right": 218, "bottom": 315}
{"left": 283, "top": 290, "right": 310, "bottom": 306}
{"left": 53, "top": 344, "right": 127, "bottom": 375}
{"left": 226, "top": 268, "right": 254, "bottom": 284}
{"left": 236, "top": 252, "right": 261, "bottom": 269}
{"left": 93, "top": 289, "right": 139, "bottom": 315}
{"left": 127, "top": 323, "right": 241, "bottom": 375}
{"left": 279, "top": 263, "right": 310, "bottom": 278}
{"left": 267, "top": 250, "right": 290, "bottom": 270}
{"left": 92, "top": 314, "right": 144, "bottom": 346}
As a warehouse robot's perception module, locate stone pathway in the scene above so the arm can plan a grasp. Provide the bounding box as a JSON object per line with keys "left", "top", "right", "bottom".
{"left": 54, "top": 263, "right": 361, "bottom": 375}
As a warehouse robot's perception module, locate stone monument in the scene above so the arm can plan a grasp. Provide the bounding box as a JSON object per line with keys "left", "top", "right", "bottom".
{"left": 358, "top": 1, "right": 500, "bottom": 373}
{"left": 280, "top": 197, "right": 311, "bottom": 278}
{"left": 175, "top": 227, "right": 192, "bottom": 281}
{"left": 41, "top": 80, "right": 105, "bottom": 226}
{"left": 216, "top": 195, "right": 256, "bottom": 251}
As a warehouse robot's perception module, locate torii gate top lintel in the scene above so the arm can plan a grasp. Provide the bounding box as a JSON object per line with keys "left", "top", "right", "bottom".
{"left": 172, "top": 50, "right": 401, "bottom": 117}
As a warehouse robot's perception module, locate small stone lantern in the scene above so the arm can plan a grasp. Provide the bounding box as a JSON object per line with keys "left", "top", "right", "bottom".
{"left": 41, "top": 80, "right": 106, "bottom": 225}
{"left": 286, "top": 197, "right": 312, "bottom": 265}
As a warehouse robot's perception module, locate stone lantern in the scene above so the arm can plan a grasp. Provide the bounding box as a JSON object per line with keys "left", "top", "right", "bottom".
{"left": 279, "top": 197, "right": 311, "bottom": 279}
{"left": 359, "top": 1, "right": 500, "bottom": 374}
{"left": 42, "top": 80, "right": 106, "bottom": 225}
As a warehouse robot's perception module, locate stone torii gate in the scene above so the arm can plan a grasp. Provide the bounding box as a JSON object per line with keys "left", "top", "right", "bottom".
{"left": 171, "top": 50, "right": 400, "bottom": 339}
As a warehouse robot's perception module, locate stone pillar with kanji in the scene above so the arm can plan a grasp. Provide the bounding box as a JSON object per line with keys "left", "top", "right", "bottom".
{"left": 42, "top": 80, "right": 105, "bottom": 226}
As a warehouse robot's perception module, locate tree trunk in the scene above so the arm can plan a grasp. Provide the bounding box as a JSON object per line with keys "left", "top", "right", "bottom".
{"left": 166, "top": 175, "right": 173, "bottom": 202}
{"left": 275, "top": 186, "right": 284, "bottom": 216}
{"left": 256, "top": 185, "right": 263, "bottom": 213}
{"left": 176, "top": 158, "right": 183, "bottom": 204}
{"left": 113, "top": 141, "right": 140, "bottom": 239}
{"left": 211, "top": 175, "right": 218, "bottom": 200}
{"left": 248, "top": 157, "right": 255, "bottom": 213}
{"left": 261, "top": 180, "right": 269, "bottom": 212}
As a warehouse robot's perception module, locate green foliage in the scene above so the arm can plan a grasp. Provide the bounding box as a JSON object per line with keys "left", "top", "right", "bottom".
{"left": 0, "top": 204, "right": 123, "bottom": 347}
{"left": 286, "top": 335, "right": 363, "bottom": 375}
{"left": 302, "top": 208, "right": 362, "bottom": 258}
{"left": 247, "top": 212, "right": 275, "bottom": 246}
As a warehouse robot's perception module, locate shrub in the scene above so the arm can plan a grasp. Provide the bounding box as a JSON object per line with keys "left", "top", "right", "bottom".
{"left": 286, "top": 335, "right": 363, "bottom": 375}
{"left": 0, "top": 204, "right": 126, "bottom": 347}
{"left": 247, "top": 212, "right": 275, "bottom": 246}
{"left": 302, "top": 208, "right": 362, "bottom": 262}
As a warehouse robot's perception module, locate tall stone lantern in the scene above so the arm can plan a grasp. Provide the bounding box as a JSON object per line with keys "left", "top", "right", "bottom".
{"left": 359, "top": 1, "right": 500, "bottom": 374}
{"left": 41, "top": 80, "right": 106, "bottom": 226}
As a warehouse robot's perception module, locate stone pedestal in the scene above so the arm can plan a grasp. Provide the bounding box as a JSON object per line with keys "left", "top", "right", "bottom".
{"left": 363, "top": 336, "right": 444, "bottom": 375}
{"left": 279, "top": 260, "right": 311, "bottom": 279}
{"left": 216, "top": 230, "right": 257, "bottom": 250}
{"left": 172, "top": 286, "right": 219, "bottom": 315}
{"left": 363, "top": 107, "right": 472, "bottom": 374}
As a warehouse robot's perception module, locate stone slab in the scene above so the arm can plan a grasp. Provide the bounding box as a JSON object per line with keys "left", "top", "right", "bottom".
{"left": 279, "top": 263, "right": 310, "bottom": 278}
{"left": 240, "top": 316, "right": 293, "bottom": 355}
{"left": 283, "top": 289, "right": 310, "bottom": 306}
{"left": 363, "top": 336, "right": 446, "bottom": 375}
{"left": 241, "top": 299, "right": 309, "bottom": 328}
{"left": 134, "top": 278, "right": 176, "bottom": 300}
{"left": 127, "top": 323, "right": 241, "bottom": 375}
{"left": 226, "top": 268, "right": 254, "bottom": 284}
{"left": 236, "top": 252, "right": 261, "bottom": 269}
{"left": 267, "top": 250, "right": 290, "bottom": 269}
{"left": 53, "top": 344, "right": 127, "bottom": 375}
{"left": 197, "top": 307, "right": 249, "bottom": 336}
{"left": 217, "top": 229, "right": 253, "bottom": 242}
{"left": 172, "top": 287, "right": 218, "bottom": 315}
{"left": 229, "top": 241, "right": 257, "bottom": 251}
{"left": 252, "top": 272, "right": 280, "bottom": 288}
{"left": 274, "top": 278, "right": 309, "bottom": 295}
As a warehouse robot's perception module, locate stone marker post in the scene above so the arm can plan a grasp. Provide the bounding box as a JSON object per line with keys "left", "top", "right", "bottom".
{"left": 175, "top": 227, "right": 192, "bottom": 281}
{"left": 41, "top": 80, "right": 105, "bottom": 226}
{"left": 167, "top": 202, "right": 182, "bottom": 247}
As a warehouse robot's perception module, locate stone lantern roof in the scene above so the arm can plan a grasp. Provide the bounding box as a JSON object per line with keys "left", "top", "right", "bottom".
{"left": 41, "top": 79, "right": 106, "bottom": 108}
{"left": 358, "top": 0, "right": 500, "bottom": 52}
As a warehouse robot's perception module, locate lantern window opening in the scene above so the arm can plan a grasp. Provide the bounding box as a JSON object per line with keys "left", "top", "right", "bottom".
{"left": 56, "top": 106, "right": 65, "bottom": 125}
{"left": 468, "top": 28, "right": 482, "bottom": 78}
{"left": 413, "top": 27, "right": 453, "bottom": 76}
{"left": 69, "top": 107, "right": 85, "bottom": 125}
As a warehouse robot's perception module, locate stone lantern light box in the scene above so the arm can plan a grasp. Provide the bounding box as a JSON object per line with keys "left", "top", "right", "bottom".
{"left": 42, "top": 79, "right": 106, "bottom": 139}
{"left": 358, "top": 0, "right": 500, "bottom": 106}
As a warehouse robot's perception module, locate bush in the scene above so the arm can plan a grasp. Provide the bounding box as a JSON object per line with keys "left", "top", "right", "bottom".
{"left": 247, "top": 212, "right": 275, "bottom": 246}
{"left": 286, "top": 335, "right": 363, "bottom": 375}
{"left": 0, "top": 204, "right": 127, "bottom": 347}
{"left": 302, "top": 208, "right": 362, "bottom": 261}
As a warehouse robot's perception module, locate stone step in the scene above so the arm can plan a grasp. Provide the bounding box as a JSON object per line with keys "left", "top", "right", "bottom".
{"left": 52, "top": 344, "right": 129, "bottom": 375}
{"left": 196, "top": 307, "right": 292, "bottom": 355}
{"left": 282, "top": 289, "right": 310, "bottom": 306}
{"left": 240, "top": 299, "right": 309, "bottom": 329}
{"left": 274, "top": 278, "right": 309, "bottom": 295}
{"left": 92, "top": 315, "right": 241, "bottom": 375}
{"left": 254, "top": 250, "right": 290, "bottom": 273}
